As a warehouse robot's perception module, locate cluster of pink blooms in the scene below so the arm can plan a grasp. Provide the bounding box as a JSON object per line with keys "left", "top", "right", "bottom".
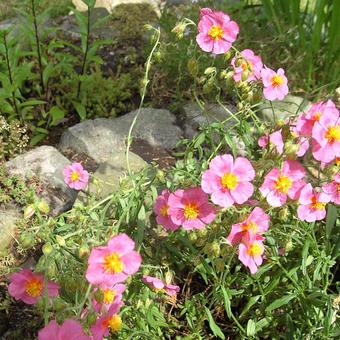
{"left": 196, "top": 7, "right": 289, "bottom": 101}
{"left": 63, "top": 162, "right": 89, "bottom": 190}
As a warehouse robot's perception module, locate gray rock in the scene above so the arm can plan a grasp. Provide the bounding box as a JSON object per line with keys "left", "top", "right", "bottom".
{"left": 258, "top": 95, "right": 311, "bottom": 122}
{"left": 0, "top": 204, "right": 21, "bottom": 252}
{"left": 6, "top": 146, "right": 77, "bottom": 216}
{"left": 0, "top": 19, "right": 16, "bottom": 31}
{"left": 59, "top": 108, "right": 183, "bottom": 163}
{"left": 182, "top": 102, "right": 237, "bottom": 139}
{"left": 80, "top": 151, "right": 147, "bottom": 199}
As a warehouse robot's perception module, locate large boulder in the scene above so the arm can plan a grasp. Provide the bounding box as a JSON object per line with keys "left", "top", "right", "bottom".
{"left": 72, "top": 0, "right": 162, "bottom": 16}
{"left": 258, "top": 95, "right": 311, "bottom": 122}
{"left": 59, "top": 108, "right": 183, "bottom": 163}
{"left": 6, "top": 146, "right": 77, "bottom": 216}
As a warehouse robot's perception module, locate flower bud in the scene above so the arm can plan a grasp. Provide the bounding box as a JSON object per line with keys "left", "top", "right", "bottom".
{"left": 187, "top": 58, "right": 199, "bottom": 77}
{"left": 224, "top": 51, "right": 232, "bottom": 62}
{"left": 285, "top": 239, "right": 293, "bottom": 252}
{"left": 37, "top": 200, "right": 50, "bottom": 215}
{"left": 214, "top": 258, "right": 225, "bottom": 272}
{"left": 24, "top": 205, "right": 36, "bottom": 219}
{"left": 42, "top": 242, "right": 53, "bottom": 255}
{"left": 56, "top": 235, "right": 66, "bottom": 247}
{"left": 94, "top": 289, "right": 104, "bottom": 304}
{"left": 278, "top": 206, "right": 290, "bottom": 221}
{"left": 164, "top": 271, "right": 173, "bottom": 285}
{"left": 19, "top": 232, "right": 34, "bottom": 249}
{"left": 204, "top": 67, "right": 216, "bottom": 76}
{"left": 79, "top": 245, "right": 90, "bottom": 258}
{"left": 241, "top": 70, "right": 249, "bottom": 82}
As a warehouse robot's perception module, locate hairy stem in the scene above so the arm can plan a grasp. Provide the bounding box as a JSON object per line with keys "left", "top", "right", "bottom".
{"left": 31, "top": 0, "right": 45, "bottom": 93}
{"left": 76, "top": 5, "right": 91, "bottom": 100}
{"left": 3, "top": 33, "right": 20, "bottom": 118}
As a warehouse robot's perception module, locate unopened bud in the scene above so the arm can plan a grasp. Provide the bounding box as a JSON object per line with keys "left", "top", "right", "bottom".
{"left": 56, "top": 235, "right": 66, "bottom": 247}
{"left": 224, "top": 51, "right": 232, "bottom": 62}
{"left": 24, "top": 205, "right": 36, "bottom": 219}
{"left": 94, "top": 289, "right": 104, "bottom": 304}
{"left": 285, "top": 239, "right": 293, "bottom": 252}
{"left": 278, "top": 206, "right": 290, "bottom": 221}
{"left": 164, "top": 271, "right": 173, "bottom": 285}
{"left": 37, "top": 200, "right": 50, "bottom": 215}
{"left": 79, "top": 245, "right": 90, "bottom": 258}
{"left": 241, "top": 70, "right": 249, "bottom": 82}
{"left": 19, "top": 232, "right": 34, "bottom": 249}
{"left": 204, "top": 67, "right": 216, "bottom": 76}
{"left": 42, "top": 242, "right": 53, "bottom": 255}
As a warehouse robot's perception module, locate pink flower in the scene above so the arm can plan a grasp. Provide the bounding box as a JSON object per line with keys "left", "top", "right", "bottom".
{"left": 296, "top": 100, "right": 338, "bottom": 137}
{"left": 297, "top": 184, "right": 331, "bottom": 222}
{"left": 8, "top": 269, "right": 59, "bottom": 305}
{"left": 322, "top": 173, "right": 340, "bottom": 205}
{"left": 258, "top": 130, "right": 284, "bottom": 154}
{"left": 227, "top": 207, "right": 269, "bottom": 246}
{"left": 86, "top": 233, "right": 142, "bottom": 286}
{"left": 90, "top": 302, "right": 123, "bottom": 340}
{"left": 63, "top": 163, "right": 89, "bottom": 190}
{"left": 38, "top": 319, "right": 91, "bottom": 340}
{"left": 153, "top": 189, "right": 179, "bottom": 231}
{"left": 296, "top": 137, "right": 309, "bottom": 157}
{"left": 261, "top": 67, "right": 289, "bottom": 101}
{"left": 196, "top": 8, "right": 239, "bottom": 54}
{"left": 201, "top": 154, "right": 255, "bottom": 208}
{"left": 260, "top": 160, "right": 306, "bottom": 207}
{"left": 168, "top": 187, "right": 216, "bottom": 230}
{"left": 312, "top": 107, "right": 340, "bottom": 163}
{"left": 93, "top": 283, "right": 125, "bottom": 313}
{"left": 231, "top": 49, "right": 263, "bottom": 82}
{"left": 238, "top": 234, "right": 265, "bottom": 274}
{"left": 142, "top": 275, "right": 180, "bottom": 296}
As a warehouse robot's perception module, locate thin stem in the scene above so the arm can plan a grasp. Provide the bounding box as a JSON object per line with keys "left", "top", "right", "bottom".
{"left": 31, "top": 0, "right": 45, "bottom": 93}
{"left": 76, "top": 5, "right": 91, "bottom": 99}
{"left": 3, "top": 33, "right": 20, "bottom": 119}
{"left": 125, "top": 27, "right": 160, "bottom": 174}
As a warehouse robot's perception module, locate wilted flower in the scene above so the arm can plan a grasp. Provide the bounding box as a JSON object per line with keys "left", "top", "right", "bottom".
{"left": 142, "top": 275, "right": 180, "bottom": 296}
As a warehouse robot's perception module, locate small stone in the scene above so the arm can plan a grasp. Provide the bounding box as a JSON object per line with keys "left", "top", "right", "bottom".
{"left": 0, "top": 203, "right": 21, "bottom": 252}
{"left": 59, "top": 108, "right": 183, "bottom": 163}
{"left": 6, "top": 146, "right": 77, "bottom": 216}
{"left": 258, "top": 95, "right": 311, "bottom": 122}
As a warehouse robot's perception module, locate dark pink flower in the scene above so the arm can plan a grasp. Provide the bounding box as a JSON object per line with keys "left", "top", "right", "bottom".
{"left": 90, "top": 302, "right": 123, "bottom": 340}
{"left": 297, "top": 184, "right": 331, "bottom": 222}
{"left": 153, "top": 189, "right": 180, "bottom": 231}
{"left": 8, "top": 269, "right": 59, "bottom": 305}
{"left": 201, "top": 154, "right": 255, "bottom": 208}
{"left": 312, "top": 108, "right": 340, "bottom": 163}
{"left": 86, "top": 233, "right": 142, "bottom": 286}
{"left": 261, "top": 67, "right": 289, "bottom": 101}
{"left": 196, "top": 8, "right": 239, "bottom": 54}
{"left": 260, "top": 160, "right": 306, "bottom": 207}
{"left": 38, "top": 319, "right": 91, "bottom": 340}
{"left": 227, "top": 207, "right": 269, "bottom": 246}
{"left": 63, "top": 163, "right": 89, "bottom": 190}
{"left": 231, "top": 49, "right": 263, "bottom": 82}
{"left": 168, "top": 187, "right": 216, "bottom": 230}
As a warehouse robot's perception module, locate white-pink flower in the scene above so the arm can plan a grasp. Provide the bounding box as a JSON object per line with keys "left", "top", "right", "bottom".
{"left": 231, "top": 49, "right": 263, "bottom": 82}
{"left": 261, "top": 67, "right": 289, "bottom": 101}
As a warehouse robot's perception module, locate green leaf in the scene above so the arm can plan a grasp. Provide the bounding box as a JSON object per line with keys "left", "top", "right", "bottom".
{"left": 326, "top": 204, "right": 337, "bottom": 239}
{"left": 246, "top": 319, "right": 256, "bottom": 337}
{"left": 240, "top": 295, "right": 261, "bottom": 318}
{"left": 73, "top": 101, "right": 87, "bottom": 121}
{"left": 220, "top": 286, "right": 232, "bottom": 318}
{"left": 30, "top": 133, "right": 47, "bottom": 145}
{"left": 265, "top": 294, "right": 296, "bottom": 313}
{"left": 204, "top": 307, "right": 225, "bottom": 339}
{"left": 49, "top": 106, "right": 65, "bottom": 127}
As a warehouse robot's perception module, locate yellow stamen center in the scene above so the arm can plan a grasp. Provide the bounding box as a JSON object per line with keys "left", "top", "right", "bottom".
{"left": 103, "top": 253, "right": 123, "bottom": 274}
{"left": 183, "top": 202, "right": 199, "bottom": 220}
{"left": 335, "top": 157, "right": 340, "bottom": 167}
{"left": 325, "top": 125, "right": 340, "bottom": 144}
{"left": 275, "top": 175, "right": 292, "bottom": 194}
{"left": 271, "top": 75, "right": 283, "bottom": 87}
{"left": 312, "top": 111, "right": 321, "bottom": 121}
{"left": 70, "top": 171, "right": 80, "bottom": 182}
{"left": 160, "top": 204, "right": 168, "bottom": 217}
{"left": 310, "top": 196, "right": 325, "bottom": 210}
{"left": 102, "top": 289, "right": 116, "bottom": 304}
{"left": 25, "top": 278, "right": 43, "bottom": 297}
{"left": 221, "top": 173, "right": 238, "bottom": 190}
{"left": 208, "top": 25, "right": 224, "bottom": 40}
{"left": 108, "top": 315, "right": 122, "bottom": 332}
{"left": 241, "top": 221, "right": 257, "bottom": 233}
{"left": 337, "top": 183, "right": 340, "bottom": 193}
{"left": 247, "top": 243, "right": 262, "bottom": 256}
